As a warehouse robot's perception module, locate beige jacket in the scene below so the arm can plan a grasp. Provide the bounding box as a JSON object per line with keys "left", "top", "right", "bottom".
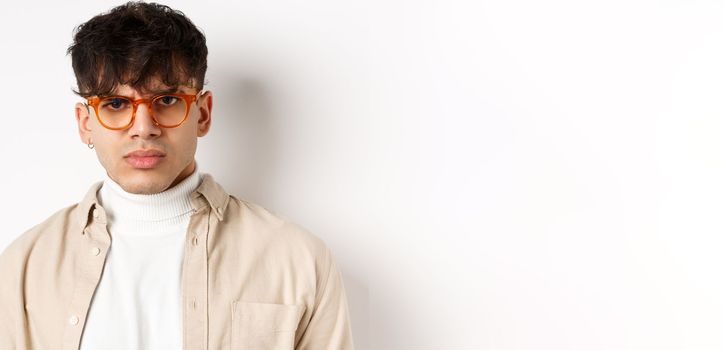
{"left": 0, "top": 174, "right": 354, "bottom": 349}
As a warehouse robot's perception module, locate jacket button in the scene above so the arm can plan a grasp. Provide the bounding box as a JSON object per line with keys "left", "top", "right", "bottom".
{"left": 69, "top": 315, "right": 79, "bottom": 325}
{"left": 90, "top": 247, "right": 101, "bottom": 256}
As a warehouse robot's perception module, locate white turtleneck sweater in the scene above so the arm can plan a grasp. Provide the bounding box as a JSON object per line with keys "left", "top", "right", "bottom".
{"left": 79, "top": 168, "right": 202, "bottom": 350}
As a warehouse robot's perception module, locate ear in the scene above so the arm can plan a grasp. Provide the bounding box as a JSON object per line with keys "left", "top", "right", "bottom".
{"left": 196, "top": 90, "right": 213, "bottom": 137}
{"left": 75, "top": 102, "right": 93, "bottom": 145}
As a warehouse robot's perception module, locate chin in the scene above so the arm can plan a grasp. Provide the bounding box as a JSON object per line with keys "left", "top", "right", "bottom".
{"left": 128, "top": 186, "right": 167, "bottom": 195}
{"left": 119, "top": 173, "right": 173, "bottom": 195}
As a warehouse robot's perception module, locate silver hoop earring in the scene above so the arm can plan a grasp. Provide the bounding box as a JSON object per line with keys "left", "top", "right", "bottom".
{"left": 87, "top": 139, "right": 94, "bottom": 149}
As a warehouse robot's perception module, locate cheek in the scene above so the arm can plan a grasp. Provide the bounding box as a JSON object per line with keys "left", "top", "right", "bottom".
{"left": 92, "top": 139, "right": 118, "bottom": 170}
{"left": 90, "top": 130, "right": 124, "bottom": 168}
{"left": 168, "top": 128, "right": 199, "bottom": 163}
{"left": 180, "top": 135, "right": 198, "bottom": 161}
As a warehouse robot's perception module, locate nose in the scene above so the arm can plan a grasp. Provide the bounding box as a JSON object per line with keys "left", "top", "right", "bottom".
{"left": 128, "top": 102, "right": 162, "bottom": 139}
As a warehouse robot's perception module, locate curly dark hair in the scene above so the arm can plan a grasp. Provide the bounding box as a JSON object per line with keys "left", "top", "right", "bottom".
{"left": 67, "top": 1, "right": 208, "bottom": 98}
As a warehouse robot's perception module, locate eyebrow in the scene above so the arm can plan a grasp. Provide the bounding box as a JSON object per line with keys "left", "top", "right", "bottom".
{"left": 150, "top": 87, "right": 182, "bottom": 95}
{"left": 106, "top": 87, "right": 183, "bottom": 97}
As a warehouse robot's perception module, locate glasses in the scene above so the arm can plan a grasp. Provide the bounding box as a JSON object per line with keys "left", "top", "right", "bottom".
{"left": 86, "top": 91, "right": 202, "bottom": 130}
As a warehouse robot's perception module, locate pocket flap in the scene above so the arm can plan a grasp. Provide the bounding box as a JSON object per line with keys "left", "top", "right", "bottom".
{"left": 233, "top": 301, "right": 304, "bottom": 333}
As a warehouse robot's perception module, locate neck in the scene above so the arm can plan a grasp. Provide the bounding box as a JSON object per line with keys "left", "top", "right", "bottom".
{"left": 97, "top": 167, "right": 202, "bottom": 235}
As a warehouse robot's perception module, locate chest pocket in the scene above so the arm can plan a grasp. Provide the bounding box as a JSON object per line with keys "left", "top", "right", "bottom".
{"left": 231, "top": 301, "right": 304, "bottom": 350}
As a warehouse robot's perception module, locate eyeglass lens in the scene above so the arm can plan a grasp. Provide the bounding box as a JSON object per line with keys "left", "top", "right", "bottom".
{"left": 98, "top": 95, "right": 188, "bottom": 128}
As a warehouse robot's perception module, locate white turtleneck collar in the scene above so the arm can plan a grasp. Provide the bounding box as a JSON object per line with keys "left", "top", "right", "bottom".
{"left": 97, "top": 167, "right": 202, "bottom": 236}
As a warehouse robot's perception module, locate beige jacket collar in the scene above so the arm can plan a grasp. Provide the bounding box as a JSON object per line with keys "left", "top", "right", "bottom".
{"left": 76, "top": 173, "right": 231, "bottom": 233}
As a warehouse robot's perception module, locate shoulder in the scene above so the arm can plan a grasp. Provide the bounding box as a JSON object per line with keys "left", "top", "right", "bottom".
{"left": 223, "top": 196, "right": 332, "bottom": 261}
{"left": 0, "top": 203, "right": 82, "bottom": 267}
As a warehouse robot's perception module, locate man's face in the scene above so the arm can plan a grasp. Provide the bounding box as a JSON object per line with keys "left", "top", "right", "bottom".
{"left": 75, "top": 78, "right": 213, "bottom": 194}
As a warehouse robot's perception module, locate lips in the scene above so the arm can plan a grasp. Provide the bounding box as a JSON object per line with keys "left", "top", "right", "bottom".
{"left": 124, "top": 149, "right": 166, "bottom": 169}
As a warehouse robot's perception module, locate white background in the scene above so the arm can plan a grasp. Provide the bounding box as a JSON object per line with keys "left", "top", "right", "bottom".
{"left": 1, "top": 0, "right": 724, "bottom": 349}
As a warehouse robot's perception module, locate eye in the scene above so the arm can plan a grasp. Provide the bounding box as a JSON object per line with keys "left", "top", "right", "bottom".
{"left": 157, "top": 95, "right": 179, "bottom": 106}
{"left": 101, "top": 98, "right": 128, "bottom": 110}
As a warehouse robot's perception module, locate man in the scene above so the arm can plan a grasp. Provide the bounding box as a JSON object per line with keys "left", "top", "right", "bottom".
{"left": 0, "top": 2, "right": 354, "bottom": 349}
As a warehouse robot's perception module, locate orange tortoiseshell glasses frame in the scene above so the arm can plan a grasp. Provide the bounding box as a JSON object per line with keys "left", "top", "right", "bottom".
{"left": 85, "top": 91, "right": 203, "bottom": 131}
